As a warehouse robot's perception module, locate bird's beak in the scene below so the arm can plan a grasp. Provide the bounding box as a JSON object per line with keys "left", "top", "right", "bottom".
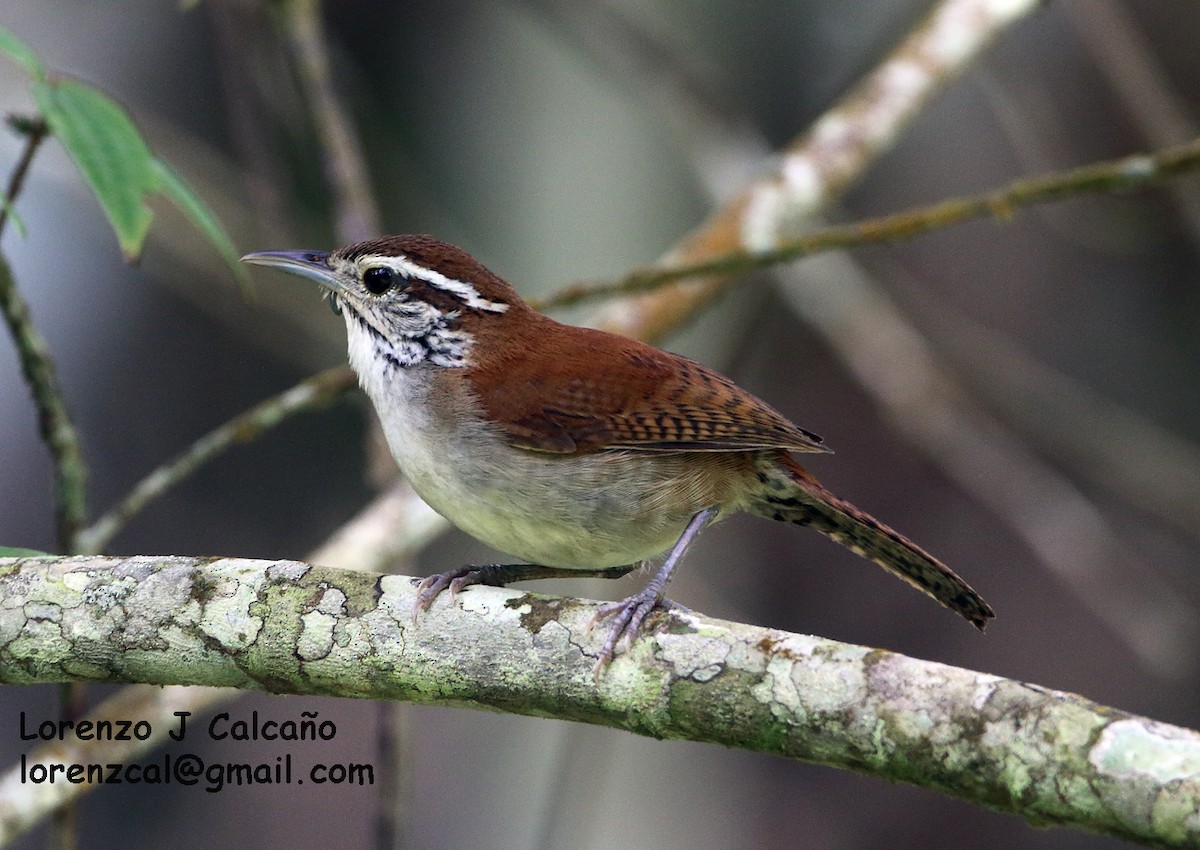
{"left": 240, "top": 250, "right": 342, "bottom": 294}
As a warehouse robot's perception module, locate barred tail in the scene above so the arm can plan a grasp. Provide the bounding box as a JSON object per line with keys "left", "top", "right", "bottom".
{"left": 749, "top": 454, "right": 994, "bottom": 630}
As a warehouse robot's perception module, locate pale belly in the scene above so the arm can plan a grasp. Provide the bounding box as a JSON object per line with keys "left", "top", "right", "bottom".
{"left": 354, "top": 354, "right": 749, "bottom": 567}
{"left": 388, "top": 422, "right": 749, "bottom": 567}
{"left": 407, "top": 441, "right": 749, "bottom": 567}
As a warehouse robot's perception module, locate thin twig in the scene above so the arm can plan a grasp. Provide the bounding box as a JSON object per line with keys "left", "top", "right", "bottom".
{"left": 0, "top": 118, "right": 88, "bottom": 552}
{"left": 0, "top": 116, "right": 47, "bottom": 237}
{"left": 207, "top": 2, "right": 295, "bottom": 247}
{"left": 76, "top": 366, "right": 356, "bottom": 555}
{"left": 538, "top": 136, "right": 1200, "bottom": 311}
{"left": 1065, "top": 0, "right": 1200, "bottom": 238}
{"left": 278, "top": 0, "right": 394, "bottom": 490}
{"left": 279, "top": 0, "right": 381, "bottom": 244}
{"left": 2, "top": 112, "right": 86, "bottom": 850}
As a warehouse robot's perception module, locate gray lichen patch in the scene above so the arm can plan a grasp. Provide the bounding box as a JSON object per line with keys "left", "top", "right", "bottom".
{"left": 459, "top": 585, "right": 527, "bottom": 621}
{"left": 750, "top": 635, "right": 871, "bottom": 725}
{"left": 376, "top": 574, "right": 417, "bottom": 624}
{"left": 79, "top": 576, "right": 137, "bottom": 611}
{"left": 126, "top": 563, "right": 195, "bottom": 612}
{"left": 311, "top": 584, "right": 348, "bottom": 616}
{"left": 656, "top": 631, "right": 730, "bottom": 682}
{"left": 265, "top": 560, "right": 311, "bottom": 582}
{"left": 1092, "top": 719, "right": 1200, "bottom": 783}
{"left": 20, "top": 601, "right": 62, "bottom": 622}
{"left": 196, "top": 561, "right": 268, "bottom": 650}
{"left": 298, "top": 610, "right": 337, "bottom": 661}
{"left": 0, "top": 605, "right": 27, "bottom": 648}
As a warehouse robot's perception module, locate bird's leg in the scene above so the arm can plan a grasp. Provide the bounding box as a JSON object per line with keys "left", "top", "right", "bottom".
{"left": 589, "top": 506, "right": 720, "bottom": 676}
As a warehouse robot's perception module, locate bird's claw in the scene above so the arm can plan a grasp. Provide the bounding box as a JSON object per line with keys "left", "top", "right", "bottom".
{"left": 589, "top": 588, "right": 672, "bottom": 679}
{"left": 412, "top": 565, "right": 507, "bottom": 620}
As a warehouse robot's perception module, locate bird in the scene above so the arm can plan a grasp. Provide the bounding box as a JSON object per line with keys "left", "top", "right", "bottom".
{"left": 242, "top": 234, "right": 993, "bottom": 672}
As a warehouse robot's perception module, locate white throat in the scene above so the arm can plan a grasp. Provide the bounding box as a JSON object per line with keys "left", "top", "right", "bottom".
{"left": 341, "top": 302, "right": 474, "bottom": 375}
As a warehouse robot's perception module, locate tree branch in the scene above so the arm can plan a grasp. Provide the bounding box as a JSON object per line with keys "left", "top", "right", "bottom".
{"left": 0, "top": 116, "right": 46, "bottom": 238}
{"left": 75, "top": 366, "right": 357, "bottom": 555}
{"left": 0, "top": 554, "right": 1197, "bottom": 849}
{"left": 279, "top": 0, "right": 381, "bottom": 244}
{"left": 0, "top": 118, "right": 88, "bottom": 553}
{"left": 588, "top": 0, "right": 1042, "bottom": 343}
{"left": 538, "top": 136, "right": 1200, "bottom": 311}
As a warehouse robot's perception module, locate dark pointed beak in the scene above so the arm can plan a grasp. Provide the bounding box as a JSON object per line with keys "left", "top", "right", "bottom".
{"left": 240, "top": 250, "right": 342, "bottom": 293}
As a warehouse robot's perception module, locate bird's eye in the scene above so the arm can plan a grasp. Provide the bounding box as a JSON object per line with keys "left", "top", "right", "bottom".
{"left": 363, "top": 266, "right": 399, "bottom": 295}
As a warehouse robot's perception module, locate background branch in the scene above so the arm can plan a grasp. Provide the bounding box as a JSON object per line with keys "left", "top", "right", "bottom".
{"left": 589, "top": 0, "right": 1041, "bottom": 343}
{"left": 0, "top": 119, "right": 86, "bottom": 554}
{"left": 910, "top": 288, "right": 1200, "bottom": 539}
{"left": 279, "top": 0, "right": 381, "bottom": 244}
{"left": 773, "top": 251, "right": 1198, "bottom": 676}
{"left": 539, "top": 136, "right": 1200, "bottom": 310}
{"left": 75, "top": 365, "right": 356, "bottom": 555}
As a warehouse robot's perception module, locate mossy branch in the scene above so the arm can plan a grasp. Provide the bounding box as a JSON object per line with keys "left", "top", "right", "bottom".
{"left": 1, "top": 555, "right": 1198, "bottom": 849}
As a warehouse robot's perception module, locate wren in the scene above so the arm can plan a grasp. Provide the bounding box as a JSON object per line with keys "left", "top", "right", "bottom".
{"left": 243, "top": 235, "right": 993, "bottom": 673}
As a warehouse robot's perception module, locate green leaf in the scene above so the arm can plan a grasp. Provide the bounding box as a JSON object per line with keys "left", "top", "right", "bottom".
{"left": 32, "top": 77, "right": 157, "bottom": 260}
{"left": 0, "top": 26, "right": 45, "bottom": 78}
{"left": 2, "top": 31, "right": 246, "bottom": 282}
{"left": 0, "top": 546, "right": 52, "bottom": 557}
{"left": 152, "top": 157, "right": 252, "bottom": 290}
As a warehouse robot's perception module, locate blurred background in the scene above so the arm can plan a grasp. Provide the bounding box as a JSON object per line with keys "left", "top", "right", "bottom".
{"left": 1, "top": 1, "right": 1198, "bottom": 848}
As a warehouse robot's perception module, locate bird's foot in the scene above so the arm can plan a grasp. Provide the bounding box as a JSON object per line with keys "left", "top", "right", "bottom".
{"left": 589, "top": 589, "right": 683, "bottom": 679}
{"left": 412, "top": 564, "right": 511, "bottom": 619}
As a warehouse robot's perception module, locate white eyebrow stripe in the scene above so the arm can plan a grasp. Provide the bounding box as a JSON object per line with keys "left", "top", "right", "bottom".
{"left": 378, "top": 255, "right": 509, "bottom": 313}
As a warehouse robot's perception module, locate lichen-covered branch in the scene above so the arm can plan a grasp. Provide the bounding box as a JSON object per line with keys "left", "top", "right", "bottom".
{"left": 1, "top": 555, "right": 1197, "bottom": 848}
{"left": 0, "top": 482, "right": 442, "bottom": 848}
